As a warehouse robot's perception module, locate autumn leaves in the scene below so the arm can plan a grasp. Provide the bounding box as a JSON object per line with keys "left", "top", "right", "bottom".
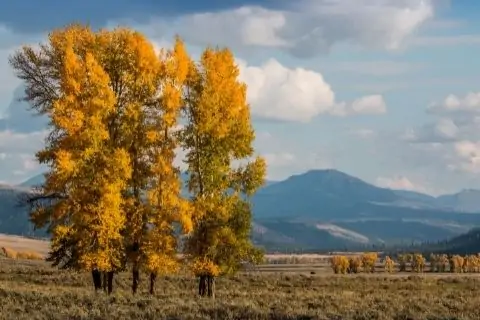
{"left": 9, "top": 24, "right": 266, "bottom": 297}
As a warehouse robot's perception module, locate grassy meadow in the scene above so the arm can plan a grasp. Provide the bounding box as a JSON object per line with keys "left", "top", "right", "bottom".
{"left": 2, "top": 250, "right": 480, "bottom": 319}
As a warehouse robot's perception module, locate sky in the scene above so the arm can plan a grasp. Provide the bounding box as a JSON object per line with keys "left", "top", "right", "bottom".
{"left": 0, "top": 0, "right": 479, "bottom": 196}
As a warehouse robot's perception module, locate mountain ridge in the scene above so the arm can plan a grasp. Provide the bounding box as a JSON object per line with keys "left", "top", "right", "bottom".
{"left": 4, "top": 169, "right": 480, "bottom": 251}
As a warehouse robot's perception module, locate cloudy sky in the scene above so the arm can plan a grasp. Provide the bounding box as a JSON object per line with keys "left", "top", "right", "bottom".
{"left": 0, "top": 0, "right": 479, "bottom": 195}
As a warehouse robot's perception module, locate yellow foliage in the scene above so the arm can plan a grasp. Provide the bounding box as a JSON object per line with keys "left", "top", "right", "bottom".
{"left": 330, "top": 255, "right": 349, "bottom": 274}
{"left": 348, "top": 256, "right": 362, "bottom": 274}
{"left": 411, "top": 253, "right": 426, "bottom": 273}
{"left": 384, "top": 256, "right": 395, "bottom": 273}
{"left": 450, "top": 255, "right": 464, "bottom": 273}
{"left": 181, "top": 45, "right": 266, "bottom": 278}
{"left": 430, "top": 254, "right": 449, "bottom": 273}
{"left": 361, "top": 252, "right": 378, "bottom": 273}
{"left": 16, "top": 251, "right": 44, "bottom": 260}
{"left": 1, "top": 247, "right": 17, "bottom": 259}
{"left": 192, "top": 257, "right": 220, "bottom": 277}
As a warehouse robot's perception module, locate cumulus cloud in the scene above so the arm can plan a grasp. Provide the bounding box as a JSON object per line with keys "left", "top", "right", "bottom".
{"left": 332, "top": 95, "right": 387, "bottom": 117}
{"left": 237, "top": 58, "right": 335, "bottom": 122}
{"left": 402, "top": 118, "right": 460, "bottom": 143}
{"left": 427, "top": 92, "right": 480, "bottom": 115}
{"left": 449, "top": 141, "right": 480, "bottom": 174}
{"left": 238, "top": 58, "right": 387, "bottom": 122}
{"left": 151, "top": 0, "right": 436, "bottom": 57}
{"left": 375, "top": 175, "right": 428, "bottom": 193}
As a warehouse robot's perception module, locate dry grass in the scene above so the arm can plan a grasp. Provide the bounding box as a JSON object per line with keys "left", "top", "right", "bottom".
{"left": 1, "top": 258, "right": 480, "bottom": 319}
{"left": 0, "top": 234, "right": 49, "bottom": 256}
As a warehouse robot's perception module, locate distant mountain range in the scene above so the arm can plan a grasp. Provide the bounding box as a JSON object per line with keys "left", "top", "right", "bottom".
{"left": 3, "top": 169, "right": 480, "bottom": 252}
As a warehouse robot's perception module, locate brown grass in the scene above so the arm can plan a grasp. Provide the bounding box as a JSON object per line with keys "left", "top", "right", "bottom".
{"left": 1, "top": 258, "right": 480, "bottom": 319}
{"left": 0, "top": 234, "right": 50, "bottom": 256}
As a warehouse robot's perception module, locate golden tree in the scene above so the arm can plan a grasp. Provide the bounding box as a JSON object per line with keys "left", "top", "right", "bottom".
{"left": 361, "top": 252, "right": 378, "bottom": 273}
{"left": 141, "top": 38, "right": 193, "bottom": 295}
{"left": 10, "top": 25, "right": 193, "bottom": 294}
{"left": 348, "top": 256, "right": 362, "bottom": 274}
{"left": 10, "top": 26, "right": 132, "bottom": 294}
{"left": 384, "top": 256, "right": 395, "bottom": 273}
{"left": 180, "top": 47, "right": 266, "bottom": 298}
{"left": 450, "top": 255, "right": 464, "bottom": 273}
{"left": 330, "top": 256, "right": 349, "bottom": 274}
{"left": 411, "top": 253, "right": 426, "bottom": 273}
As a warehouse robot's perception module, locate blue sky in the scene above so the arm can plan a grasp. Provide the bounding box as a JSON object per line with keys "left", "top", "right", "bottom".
{"left": 0, "top": 0, "right": 480, "bottom": 195}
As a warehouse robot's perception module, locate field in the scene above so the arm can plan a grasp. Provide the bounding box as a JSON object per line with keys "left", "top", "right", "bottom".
{"left": 2, "top": 256, "right": 480, "bottom": 320}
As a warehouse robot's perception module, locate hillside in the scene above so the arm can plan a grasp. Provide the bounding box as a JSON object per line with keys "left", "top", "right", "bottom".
{"left": 2, "top": 169, "right": 480, "bottom": 251}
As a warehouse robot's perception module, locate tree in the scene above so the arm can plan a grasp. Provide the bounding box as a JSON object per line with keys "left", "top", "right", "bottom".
{"left": 384, "top": 256, "right": 395, "bottom": 273}
{"left": 180, "top": 47, "right": 266, "bottom": 298}
{"left": 10, "top": 25, "right": 194, "bottom": 294}
{"left": 141, "top": 38, "right": 193, "bottom": 295}
{"left": 330, "top": 255, "right": 349, "bottom": 274}
{"left": 10, "top": 25, "right": 132, "bottom": 294}
{"left": 361, "top": 252, "right": 378, "bottom": 273}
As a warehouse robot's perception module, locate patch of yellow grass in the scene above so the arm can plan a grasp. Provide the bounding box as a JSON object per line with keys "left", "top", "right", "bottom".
{"left": 1, "top": 247, "right": 44, "bottom": 260}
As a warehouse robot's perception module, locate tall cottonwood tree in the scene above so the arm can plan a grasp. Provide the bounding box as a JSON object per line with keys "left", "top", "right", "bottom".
{"left": 141, "top": 38, "right": 193, "bottom": 295}
{"left": 10, "top": 25, "right": 192, "bottom": 294}
{"left": 180, "top": 47, "right": 266, "bottom": 298}
{"left": 10, "top": 26, "right": 132, "bottom": 293}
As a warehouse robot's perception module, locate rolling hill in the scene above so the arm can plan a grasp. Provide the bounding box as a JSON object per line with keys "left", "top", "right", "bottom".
{"left": 2, "top": 169, "right": 480, "bottom": 251}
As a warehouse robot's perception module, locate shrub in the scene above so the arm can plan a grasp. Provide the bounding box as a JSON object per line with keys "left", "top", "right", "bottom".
{"left": 411, "top": 253, "right": 426, "bottom": 273}
{"left": 397, "top": 253, "right": 412, "bottom": 272}
{"left": 361, "top": 252, "right": 377, "bottom": 273}
{"left": 384, "top": 256, "right": 395, "bottom": 273}
{"left": 330, "top": 255, "right": 349, "bottom": 274}
{"left": 348, "top": 256, "right": 362, "bottom": 274}
{"left": 450, "top": 255, "right": 464, "bottom": 273}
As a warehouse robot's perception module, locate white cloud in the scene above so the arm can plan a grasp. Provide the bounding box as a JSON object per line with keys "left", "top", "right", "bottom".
{"left": 262, "top": 152, "right": 296, "bottom": 167}
{"left": 153, "top": 0, "right": 435, "bottom": 57}
{"left": 376, "top": 175, "right": 428, "bottom": 193}
{"left": 238, "top": 58, "right": 387, "bottom": 122}
{"left": 428, "top": 92, "right": 480, "bottom": 115}
{"left": 350, "top": 95, "right": 387, "bottom": 115}
{"left": 238, "top": 58, "right": 335, "bottom": 122}
{"left": 450, "top": 141, "right": 480, "bottom": 174}
{"left": 332, "top": 95, "right": 387, "bottom": 117}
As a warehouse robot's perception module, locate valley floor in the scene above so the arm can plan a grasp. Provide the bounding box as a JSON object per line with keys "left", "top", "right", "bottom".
{"left": 1, "top": 258, "right": 480, "bottom": 319}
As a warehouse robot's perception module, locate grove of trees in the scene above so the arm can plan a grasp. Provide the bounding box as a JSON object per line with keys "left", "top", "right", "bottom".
{"left": 10, "top": 24, "right": 266, "bottom": 298}
{"left": 330, "top": 253, "right": 480, "bottom": 274}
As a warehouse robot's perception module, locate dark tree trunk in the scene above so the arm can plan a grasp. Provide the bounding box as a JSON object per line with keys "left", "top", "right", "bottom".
{"left": 102, "top": 272, "right": 107, "bottom": 292}
{"left": 198, "top": 275, "right": 207, "bottom": 296}
{"left": 149, "top": 272, "right": 157, "bottom": 295}
{"left": 92, "top": 269, "right": 102, "bottom": 291}
{"left": 207, "top": 275, "right": 215, "bottom": 298}
{"left": 107, "top": 271, "right": 114, "bottom": 295}
{"left": 132, "top": 267, "right": 140, "bottom": 294}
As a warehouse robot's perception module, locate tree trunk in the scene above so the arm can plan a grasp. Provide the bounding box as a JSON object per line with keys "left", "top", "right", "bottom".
{"left": 107, "top": 271, "right": 114, "bottom": 295}
{"left": 102, "top": 272, "right": 107, "bottom": 292}
{"left": 92, "top": 269, "right": 102, "bottom": 291}
{"left": 149, "top": 272, "right": 157, "bottom": 295}
{"left": 198, "top": 275, "right": 207, "bottom": 296}
{"left": 132, "top": 267, "right": 140, "bottom": 294}
{"left": 207, "top": 275, "right": 215, "bottom": 298}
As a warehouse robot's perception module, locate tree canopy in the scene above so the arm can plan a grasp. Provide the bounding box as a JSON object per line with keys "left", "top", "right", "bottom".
{"left": 10, "top": 24, "right": 266, "bottom": 297}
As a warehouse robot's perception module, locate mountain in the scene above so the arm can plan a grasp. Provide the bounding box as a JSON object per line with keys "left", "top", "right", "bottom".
{"left": 3, "top": 169, "right": 480, "bottom": 251}
{"left": 19, "top": 173, "right": 45, "bottom": 188}
{"left": 416, "top": 228, "right": 480, "bottom": 255}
